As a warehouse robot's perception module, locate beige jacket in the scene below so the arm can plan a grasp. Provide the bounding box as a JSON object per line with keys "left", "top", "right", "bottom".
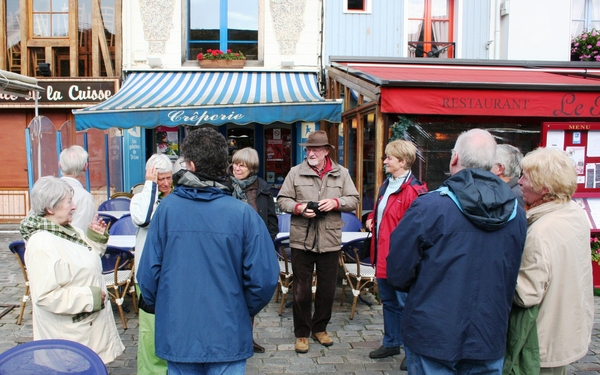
{"left": 25, "top": 229, "right": 125, "bottom": 364}
{"left": 514, "top": 200, "right": 593, "bottom": 367}
{"left": 277, "top": 159, "right": 359, "bottom": 252}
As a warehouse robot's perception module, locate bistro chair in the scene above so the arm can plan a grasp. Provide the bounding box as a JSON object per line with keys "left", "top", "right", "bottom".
{"left": 341, "top": 212, "right": 363, "bottom": 232}
{"left": 0, "top": 339, "right": 108, "bottom": 374}
{"left": 277, "top": 213, "right": 291, "bottom": 233}
{"left": 130, "top": 182, "right": 145, "bottom": 195}
{"left": 273, "top": 236, "right": 293, "bottom": 316}
{"left": 8, "top": 240, "right": 29, "bottom": 325}
{"left": 98, "top": 197, "right": 131, "bottom": 211}
{"left": 339, "top": 238, "right": 379, "bottom": 319}
{"left": 110, "top": 191, "right": 133, "bottom": 199}
{"left": 97, "top": 212, "right": 118, "bottom": 229}
{"left": 101, "top": 246, "right": 137, "bottom": 329}
{"left": 108, "top": 214, "right": 137, "bottom": 236}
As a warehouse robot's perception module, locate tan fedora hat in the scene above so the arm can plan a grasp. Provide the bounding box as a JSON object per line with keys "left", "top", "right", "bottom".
{"left": 298, "top": 130, "right": 335, "bottom": 149}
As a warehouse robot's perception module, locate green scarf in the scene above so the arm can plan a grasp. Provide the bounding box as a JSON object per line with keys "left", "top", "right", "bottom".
{"left": 230, "top": 174, "right": 258, "bottom": 203}
{"left": 20, "top": 214, "right": 92, "bottom": 251}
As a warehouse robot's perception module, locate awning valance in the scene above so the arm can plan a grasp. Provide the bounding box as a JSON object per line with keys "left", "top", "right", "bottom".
{"left": 73, "top": 71, "right": 342, "bottom": 130}
{"left": 0, "top": 70, "right": 44, "bottom": 98}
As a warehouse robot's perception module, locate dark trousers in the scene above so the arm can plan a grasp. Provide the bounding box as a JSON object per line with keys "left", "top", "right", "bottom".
{"left": 291, "top": 248, "right": 339, "bottom": 338}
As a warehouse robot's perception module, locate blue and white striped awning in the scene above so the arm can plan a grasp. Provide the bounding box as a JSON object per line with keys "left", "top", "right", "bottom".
{"left": 73, "top": 71, "right": 342, "bottom": 130}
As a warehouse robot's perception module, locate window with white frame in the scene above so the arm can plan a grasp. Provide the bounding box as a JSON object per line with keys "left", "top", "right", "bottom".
{"left": 344, "top": 0, "right": 372, "bottom": 14}
{"left": 188, "top": 0, "right": 258, "bottom": 60}
{"left": 572, "top": 0, "right": 600, "bottom": 37}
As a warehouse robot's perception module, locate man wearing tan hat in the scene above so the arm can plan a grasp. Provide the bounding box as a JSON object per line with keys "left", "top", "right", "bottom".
{"left": 277, "top": 130, "right": 359, "bottom": 353}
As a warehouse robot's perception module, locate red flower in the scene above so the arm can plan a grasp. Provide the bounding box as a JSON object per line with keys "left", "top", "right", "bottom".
{"left": 211, "top": 51, "right": 218, "bottom": 56}
{"left": 218, "top": 50, "right": 224, "bottom": 55}
{"left": 197, "top": 53, "right": 203, "bottom": 60}
{"left": 227, "top": 49, "right": 232, "bottom": 53}
{"left": 235, "top": 53, "right": 239, "bottom": 57}
{"left": 207, "top": 49, "right": 212, "bottom": 53}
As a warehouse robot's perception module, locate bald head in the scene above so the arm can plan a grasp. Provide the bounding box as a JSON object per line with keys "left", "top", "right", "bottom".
{"left": 450, "top": 129, "right": 497, "bottom": 175}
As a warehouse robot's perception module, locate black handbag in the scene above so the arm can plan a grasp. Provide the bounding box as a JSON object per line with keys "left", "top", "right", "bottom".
{"left": 359, "top": 232, "right": 372, "bottom": 261}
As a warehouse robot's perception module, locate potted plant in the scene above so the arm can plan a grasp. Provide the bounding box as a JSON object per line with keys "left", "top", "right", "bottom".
{"left": 197, "top": 49, "right": 246, "bottom": 69}
{"left": 571, "top": 29, "right": 600, "bottom": 61}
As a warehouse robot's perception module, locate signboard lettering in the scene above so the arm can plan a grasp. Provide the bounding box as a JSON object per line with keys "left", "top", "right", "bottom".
{"left": 0, "top": 79, "right": 116, "bottom": 107}
{"left": 167, "top": 110, "right": 244, "bottom": 125}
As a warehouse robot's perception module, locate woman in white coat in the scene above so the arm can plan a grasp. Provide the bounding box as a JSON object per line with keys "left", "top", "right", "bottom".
{"left": 514, "top": 148, "right": 594, "bottom": 374}
{"left": 19, "top": 176, "right": 124, "bottom": 364}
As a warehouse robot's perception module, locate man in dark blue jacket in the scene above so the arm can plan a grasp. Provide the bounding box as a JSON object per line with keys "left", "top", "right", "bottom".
{"left": 387, "top": 128, "right": 527, "bottom": 374}
{"left": 137, "top": 128, "right": 279, "bottom": 374}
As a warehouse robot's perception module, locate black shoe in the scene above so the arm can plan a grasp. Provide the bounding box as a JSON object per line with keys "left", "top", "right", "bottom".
{"left": 369, "top": 345, "right": 401, "bottom": 359}
{"left": 400, "top": 356, "right": 408, "bottom": 371}
{"left": 252, "top": 340, "right": 265, "bottom": 353}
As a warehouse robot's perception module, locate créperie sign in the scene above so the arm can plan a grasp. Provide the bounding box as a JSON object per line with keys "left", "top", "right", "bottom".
{"left": 0, "top": 79, "right": 116, "bottom": 107}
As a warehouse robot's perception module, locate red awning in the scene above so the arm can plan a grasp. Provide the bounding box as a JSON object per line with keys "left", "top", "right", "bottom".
{"left": 333, "top": 62, "right": 600, "bottom": 118}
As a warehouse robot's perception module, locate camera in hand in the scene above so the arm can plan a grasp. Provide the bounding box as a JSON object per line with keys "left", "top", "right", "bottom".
{"left": 306, "top": 201, "right": 327, "bottom": 217}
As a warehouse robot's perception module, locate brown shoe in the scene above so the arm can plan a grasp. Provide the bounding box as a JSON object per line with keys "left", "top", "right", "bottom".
{"left": 311, "top": 331, "right": 333, "bottom": 347}
{"left": 295, "top": 337, "right": 309, "bottom": 353}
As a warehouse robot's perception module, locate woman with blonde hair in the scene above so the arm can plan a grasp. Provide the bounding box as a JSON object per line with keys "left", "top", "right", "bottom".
{"left": 511, "top": 147, "right": 593, "bottom": 374}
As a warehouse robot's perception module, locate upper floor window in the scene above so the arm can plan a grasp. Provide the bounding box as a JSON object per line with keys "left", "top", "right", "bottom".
{"left": 407, "top": 0, "right": 454, "bottom": 58}
{"left": 189, "top": 0, "right": 258, "bottom": 60}
{"left": 344, "top": 0, "right": 372, "bottom": 13}
{"left": 572, "top": 0, "right": 600, "bottom": 37}
{"left": 33, "top": 0, "right": 69, "bottom": 37}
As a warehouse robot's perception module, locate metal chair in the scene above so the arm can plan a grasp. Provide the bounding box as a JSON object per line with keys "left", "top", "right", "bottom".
{"left": 0, "top": 339, "right": 108, "bottom": 374}
{"left": 97, "top": 213, "right": 118, "bottom": 229}
{"left": 341, "top": 212, "right": 363, "bottom": 232}
{"left": 339, "top": 238, "right": 379, "bottom": 319}
{"left": 98, "top": 197, "right": 131, "bottom": 211}
{"left": 8, "top": 240, "right": 29, "bottom": 325}
{"left": 110, "top": 191, "right": 133, "bottom": 199}
{"left": 108, "top": 214, "right": 136, "bottom": 235}
{"left": 130, "top": 182, "right": 145, "bottom": 195}
{"left": 101, "top": 246, "right": 137, "bottom": 329}
{"left": 273, "top": 236, "right": 293, "bottom": 316}
{"left": 277, "top": 213, "right": 291, "bottom": 233}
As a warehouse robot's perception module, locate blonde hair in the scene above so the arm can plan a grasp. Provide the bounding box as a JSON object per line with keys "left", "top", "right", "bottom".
{"left": 521, "top": 147, "right": 577, "bottom": 203}
{"left": 231, "top": 147, "right": 260, "bottom": 174}
{"left": 385, "top": 140, "right": 417, "bottom": 168}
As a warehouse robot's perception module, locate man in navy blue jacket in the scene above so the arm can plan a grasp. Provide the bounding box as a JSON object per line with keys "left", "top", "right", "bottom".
{"left": 387, "top": 129, "right": 527, "bottom": 374}
{"left": 137, "top": 128, "right": 279, "bottom": 374}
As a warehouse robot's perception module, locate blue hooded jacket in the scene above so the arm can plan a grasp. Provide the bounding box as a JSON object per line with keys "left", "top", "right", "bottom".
{"left": 387, "top": 169, "right": 527, "bottom": 362}
{"left": 137, "top": 171, "right": 279, "bottom": 363}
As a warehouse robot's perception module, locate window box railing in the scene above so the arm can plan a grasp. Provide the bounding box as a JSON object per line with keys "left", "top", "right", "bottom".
{"left": 408, "top": 41, "right": 455, "bottom": 58}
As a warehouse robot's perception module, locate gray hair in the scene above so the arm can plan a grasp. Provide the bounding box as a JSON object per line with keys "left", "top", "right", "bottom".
{"left": 181, "top": 128, "right": 228, "bottom": 177}
{"left": 454, "top": 129, "right": 497, "bottom": 171}
{"left": 495, "top": 144, "right": 523, "bottom": 178}
{"left": 59, "top": 145, "right": 88, "bottom": 177}
{"left": 232, "top": 147, "right": 260, "bottom": 174}
{"left": 146, "top": 153, "right": 173, "bottom": 174}
{"left": 30, "top": 176, "right": 73, "bottom": 217}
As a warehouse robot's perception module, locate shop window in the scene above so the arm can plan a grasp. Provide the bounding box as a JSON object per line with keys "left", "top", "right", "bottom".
{"left": 265, "top": 128, "right": 291, "bottom": 192}
{"left": 33, "top": 0, "right": 69, "bottom": 37}
{"left": 407, "top": 0, "right": 454, "bottom": 58}
{"left": 406, "top": 121, "right": 540, "bottom": 189}
{"left": 344, "top": 0, "right": 372, "bottom": 13}
{"left": 572, "top": 0, "right": 600, "bottom": 37}
{"left": 188, "top": 0, "right": 258, "bottom": 60}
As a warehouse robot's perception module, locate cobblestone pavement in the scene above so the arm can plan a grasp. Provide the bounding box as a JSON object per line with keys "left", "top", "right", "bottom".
{"left": 1, "top": 225, "right": 600, "bottom": 374}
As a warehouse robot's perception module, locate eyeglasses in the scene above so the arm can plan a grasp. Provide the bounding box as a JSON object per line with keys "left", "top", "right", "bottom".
{"left": 233, "top": 162, "right": 248, "bottom": 169}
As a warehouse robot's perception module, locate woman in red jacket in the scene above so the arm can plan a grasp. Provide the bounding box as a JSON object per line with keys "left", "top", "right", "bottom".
{"left": 366, "top": 140, "right": 427, "bottom": 367}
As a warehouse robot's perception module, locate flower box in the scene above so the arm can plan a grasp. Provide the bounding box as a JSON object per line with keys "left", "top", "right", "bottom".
{"left": 198, "top": 59, "right": 245, "bottom": 69}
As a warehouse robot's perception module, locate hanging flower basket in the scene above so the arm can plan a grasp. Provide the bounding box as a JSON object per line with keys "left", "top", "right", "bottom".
{"left": 197, "top": 49, "right": 245, "bottom": 69}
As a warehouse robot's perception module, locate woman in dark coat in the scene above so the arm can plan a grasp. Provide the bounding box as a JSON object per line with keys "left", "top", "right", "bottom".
{"left": 229, "top": 147, "right": 279, "bottom": 352}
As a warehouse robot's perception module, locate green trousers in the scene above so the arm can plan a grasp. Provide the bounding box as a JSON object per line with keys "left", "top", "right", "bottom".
{"left": 136, "top": 285, "right": 167, "bottom": 375}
